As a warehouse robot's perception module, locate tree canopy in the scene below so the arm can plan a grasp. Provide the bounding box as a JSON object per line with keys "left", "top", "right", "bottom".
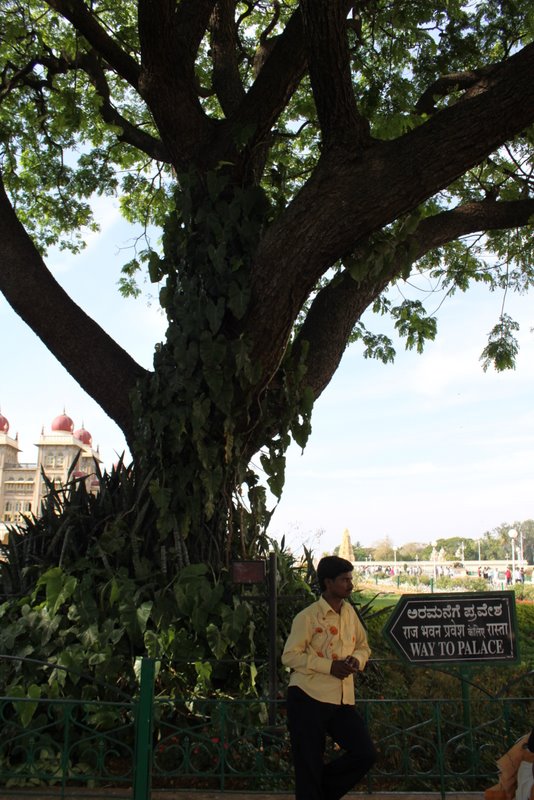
{"left": 1, "top": 0, "right": 533, "bottom": 568}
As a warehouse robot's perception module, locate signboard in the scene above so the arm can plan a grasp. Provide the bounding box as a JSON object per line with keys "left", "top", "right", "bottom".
{"left": 230, "top": 560, "right": 266, "bottom": 584}
{"left": 383, "top": 591, "right": 519, "bottom": 665}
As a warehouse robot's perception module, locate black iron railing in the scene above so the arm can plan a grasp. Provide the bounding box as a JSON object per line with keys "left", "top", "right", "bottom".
{"left": 0, "top": 656, "right": 532, "bottom": 798}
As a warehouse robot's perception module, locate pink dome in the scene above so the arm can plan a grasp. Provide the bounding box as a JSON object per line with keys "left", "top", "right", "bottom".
{"left": 0, "top": 413, "right": 9, "bottom": 433}
{"left": 74, "top": 427, "right": 92, "bottom": 446}
{"left": 51, "top": 412, "right": 74, "bottom": 433}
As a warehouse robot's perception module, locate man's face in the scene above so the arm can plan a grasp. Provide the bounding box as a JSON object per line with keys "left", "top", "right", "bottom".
{"left": 325, "top": 570, "right": 354, "bottom": 598}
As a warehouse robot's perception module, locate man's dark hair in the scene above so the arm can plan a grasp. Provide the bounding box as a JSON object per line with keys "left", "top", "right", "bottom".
{"left": 317, "top": 556, "right": 353, "bottom": 591}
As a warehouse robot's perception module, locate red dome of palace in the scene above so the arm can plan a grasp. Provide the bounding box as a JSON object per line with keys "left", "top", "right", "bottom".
{"left": 0, "top": 414, "right": 9, "bottom": 433}
{"left": 51, "top": 412, "right": 74, "bottom": 433}
{"left": 74, "top": 426, "right": 92, "bottom": 446}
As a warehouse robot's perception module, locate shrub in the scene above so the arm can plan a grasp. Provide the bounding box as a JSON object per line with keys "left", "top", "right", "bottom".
{"left": 0, "top": 461, "right": 324, "bottom": 705}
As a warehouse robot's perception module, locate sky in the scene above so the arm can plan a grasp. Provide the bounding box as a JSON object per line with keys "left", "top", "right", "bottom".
{"left": 2, "top": 196, "right": 533, "bottom": 556}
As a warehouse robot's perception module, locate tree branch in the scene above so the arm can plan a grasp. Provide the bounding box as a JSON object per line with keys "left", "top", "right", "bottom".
{"left": 209, "top": 0, "right": 245, "bottom": 116}
{"left": 79, "top": 51, "right": 170, "bottom": 162}
{"left": 416, "top": 66, "right": 495, "bottom": 115}
{"left": 300, "top": 0, "right": 371, "bottom": 149}
{"left": 44, "top": 0, "right": 141, "bottom": 89}
{"left": 297, "top": 198, "right": 534, "bottom": 399}
{"left": 0, "top": 48, "right": 169, "bottom": 162}
{"left": 0, "top": 59, "right": 40, "bottom": 101}
{"left": 137, "top": 0, "right": 217, "bottom": 167}
{"left": 0, "top": 174, "right": 148, "bottom": 444}
{"left": 213, "top": 5, "right": 307, "bottom": 178}
{"left": 247, "top": 42, "right": 534, "bottom": 380}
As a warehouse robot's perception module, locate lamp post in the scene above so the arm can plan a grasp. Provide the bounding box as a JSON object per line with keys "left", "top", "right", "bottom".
{"left": 509, "top": 528, "right": 518, "bottom": 584}
{"left": 518, "top": 525, "right": 524, "bottom": 565}
{"left": 432, "top": 540, "right": 438, "bottom": 583}
{"left": 393, "top": 546, "right": 398, "bottom": 574}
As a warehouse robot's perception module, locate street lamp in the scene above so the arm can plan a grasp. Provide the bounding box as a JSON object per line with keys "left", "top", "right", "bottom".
{"left": 393, "top": 546, "right": 398, "bottom": 574}
{"left": 509, "top": 528, "right": 518, "bottom": 584}
{"left": 432, "top": 540, "right": 438, "bottom": 582}
{"left": 518, "top": 525, "right": 524, "bottom": 565}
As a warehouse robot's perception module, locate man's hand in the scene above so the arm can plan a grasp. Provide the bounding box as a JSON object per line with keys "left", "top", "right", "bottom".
{"left": 330, "top": 656, "right": 359, "bottom": 679}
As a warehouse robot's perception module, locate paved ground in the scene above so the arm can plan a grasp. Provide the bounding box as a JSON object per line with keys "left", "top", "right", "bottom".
{"left": 0, "top": 791, "right": 484, "bottom": 800}
{"left": 150, "top": 794, "right": 483, "bottom": 800}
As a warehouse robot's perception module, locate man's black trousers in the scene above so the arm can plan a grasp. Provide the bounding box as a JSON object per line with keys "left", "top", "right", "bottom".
{"left": 286, "top": 686, "right": 377, "bottom": 800}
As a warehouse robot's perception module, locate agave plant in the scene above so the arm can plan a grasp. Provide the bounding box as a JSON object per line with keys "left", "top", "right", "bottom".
{"left": 0, "top": 455, "right": 162, "bottom": 598}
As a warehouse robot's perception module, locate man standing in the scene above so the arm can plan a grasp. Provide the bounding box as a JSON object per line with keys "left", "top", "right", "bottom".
{"left": 282, "top": 555, "right": 377, "bottom": 800}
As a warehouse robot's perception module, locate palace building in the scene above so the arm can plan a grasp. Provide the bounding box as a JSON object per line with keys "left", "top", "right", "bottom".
{"left": 0, "top": 410, "right": 101, "bottom": 528}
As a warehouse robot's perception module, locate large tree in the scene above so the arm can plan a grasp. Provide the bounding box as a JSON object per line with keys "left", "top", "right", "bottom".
{"left": 1, "top": 0, "right": 533, "bottom": 568}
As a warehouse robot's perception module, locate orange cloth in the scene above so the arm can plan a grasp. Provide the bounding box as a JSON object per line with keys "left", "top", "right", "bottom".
{"left": 484, "top": 735, "right": 534, "bottom": 800}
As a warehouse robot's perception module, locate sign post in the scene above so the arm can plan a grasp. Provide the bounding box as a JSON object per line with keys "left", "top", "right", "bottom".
{"left": 383, "top": 591, "right": 519, "bottom": 748}
{"left": 383, "top": 591, "right": 519, "bottom": 666}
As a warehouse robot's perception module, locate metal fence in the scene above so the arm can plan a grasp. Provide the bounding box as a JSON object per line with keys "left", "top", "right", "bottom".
{"left": 1, "top": 657, "right": 532, "bottom": 799}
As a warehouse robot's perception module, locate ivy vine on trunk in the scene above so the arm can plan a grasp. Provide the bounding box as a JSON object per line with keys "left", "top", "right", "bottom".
{"left": 133, "top": 170, "right": 313, "bottom": 567}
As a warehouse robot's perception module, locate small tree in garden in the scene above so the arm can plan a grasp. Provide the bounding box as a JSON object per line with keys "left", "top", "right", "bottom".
{"left": 0, "top": 1, "right": 533, "bottom": 571}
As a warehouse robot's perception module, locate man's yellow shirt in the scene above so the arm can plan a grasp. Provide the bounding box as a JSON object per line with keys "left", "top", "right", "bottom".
{"left": 282, "top": 596, "right": 371, "bottom": 705}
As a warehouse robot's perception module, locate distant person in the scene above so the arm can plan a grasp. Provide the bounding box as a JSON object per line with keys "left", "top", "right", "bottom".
{"left": 505, "top": 567, "right": 512, "bottom": 585}
{"left": 282, "top": 555, "right": 376, "bottom": 800}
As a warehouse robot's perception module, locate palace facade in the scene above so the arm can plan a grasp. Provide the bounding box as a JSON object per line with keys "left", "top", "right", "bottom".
{"left": 0, "top": 410, "right": 101, "bottom": 529}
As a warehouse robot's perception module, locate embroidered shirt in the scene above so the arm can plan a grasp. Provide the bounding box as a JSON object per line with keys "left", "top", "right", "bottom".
{"left": 281, "top": 596, "right": 371, "bottom": 705}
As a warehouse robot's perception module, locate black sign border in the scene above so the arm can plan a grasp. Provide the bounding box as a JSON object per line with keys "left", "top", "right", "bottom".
{"left": 382, "top": 590, "right": 520, "bottom": 666}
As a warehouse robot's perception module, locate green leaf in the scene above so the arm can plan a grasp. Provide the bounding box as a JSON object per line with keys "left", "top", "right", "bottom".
{"left": 480, "top": 314, "right": 520, "bottom": 372}
{"left": 148, "top": 251, "right": 165, "bottom": 284}
{"left": 227, "top": 281, "right": 250, "bottom": 319}
{"left": 10, "top": 684, "right": 41, "bottom": 728}
{"left": 206, "top": 622, "right": 228, "bottom": 659}
{"left": 136, "top": 601, "right": 153, "bottom": 634}
{"left": 300, "top": 385, "right": 315, "bottom": 415}
{"left": 205, "top": 297, "right": 226, "bottom": 333}
{"left": 36, "top": 568, "right": 77, "bottom": 615}
{"left": 194, "top": 660, "right": 213, "bottom": 687}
